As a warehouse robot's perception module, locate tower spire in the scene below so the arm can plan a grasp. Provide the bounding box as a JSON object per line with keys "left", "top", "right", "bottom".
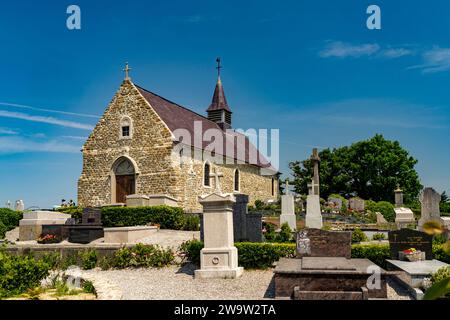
{"left": 206, "top": 58, "right": 232, "bottom": 130}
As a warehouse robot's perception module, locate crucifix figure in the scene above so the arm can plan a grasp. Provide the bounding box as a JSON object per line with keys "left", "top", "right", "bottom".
{"left": 210, "top": 167, "right": 224, "bottom": 194}
{"left": 123, "top": 62, "right": 132, "bottom": 80}
{"left": 216, "top": 57, "right": 222, "bottom": 77}
{"left": 284, "top": 179, "right": 290, "bottom": 195}
{"left": 310, "top": 148, "right": 321, "bottom": 196}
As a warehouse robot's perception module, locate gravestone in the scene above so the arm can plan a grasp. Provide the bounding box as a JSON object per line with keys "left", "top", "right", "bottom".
{"left": 376, "top": 212, "right": 388, "bottom": 224}
{"left": 393, "top": 187, "right": 415, "bottom": 228}
{"left": 296, "top": 228, "right": 352, "bottom": 259}
{"left": 388, "top": 229, "right": 433, "bottom": 260}
{"left": 195, "top": 168, "right": 243, "bottom": 279}
{"left": 305, "top": 149, "right": 323, "bottom": 228}
{"left": 328, "top": 197, "right": 343, "bottom": 210}
{"left": 349, "top": 198, "right": 365, "bottom": 212}
{"left": 232, "top": 194, "right": 262, "bottom": 242}
{"left": 19, "top": 211, "right": 71, "bottom": 241}
{"left": 15, "top": 200, "right": 25, "bottom": 211}
{"left": 67, "top": 208, "right": 104, "bottom": 244}
{"left": 418, "top": 187, "right": 441, "bottom": 231}
{"left": 280, "top": 179, "right": 296, "bottom": 231}
{"left": 200, "top": 194, "right": 263, "bottom": 242}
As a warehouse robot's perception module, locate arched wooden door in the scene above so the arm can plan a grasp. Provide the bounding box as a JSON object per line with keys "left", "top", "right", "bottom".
{"left": 114, "top": 158, "right": 136, "bottom": 203}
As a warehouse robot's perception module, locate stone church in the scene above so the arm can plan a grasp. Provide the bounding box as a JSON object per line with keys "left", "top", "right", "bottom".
{"left": 78, "top": 63, "right": 279, "bottom": 212}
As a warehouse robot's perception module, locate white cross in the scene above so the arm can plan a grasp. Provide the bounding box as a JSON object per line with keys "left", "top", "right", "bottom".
{"left": 308, "top": 180, "right": 320, "bottom": 196}
{"left": 210, "top": 168, "right": 224, "bottom": 194}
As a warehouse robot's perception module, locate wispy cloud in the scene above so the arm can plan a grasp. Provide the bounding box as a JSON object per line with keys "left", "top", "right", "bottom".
{"left": 408, "top": 47, "right": 450, "bottom": 74}
{"left": 0, "top": 110, "right": 94, "bottom": 130}
{"left": 319, "top": 41, "right": 380, "bottom": 58}
{"left": 0, "top": 136, "right": 81, "bottom": 154}
{"left": 61, "top": 135, "right": 88, "bottom": 141}
{"left": 0, "top": 102, "right": 99, "bottom": 119}
{"left": 0, "top": 127, "right": 19, "bottom": 135}
{"left": 380, "top": 48, "right": 414, "bottom": 59}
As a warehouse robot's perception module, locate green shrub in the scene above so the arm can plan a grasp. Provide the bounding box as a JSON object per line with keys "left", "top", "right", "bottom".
{"left": 373, "top": 233, "right": 386, "bottom": 241}
{"left": 60, "top": 252, "right": 79, "bottom": 270}
{"left": 182, "top": 215, "right": 200, "bottom": 231}
{"left": 433, "top": 244, "right": 450, "bottom": 264}
{"left": 373, "top": 201, "right": 395, "bottom": 222}
{"left": 0, "top": 208, "right": 23, "bottom": 238}
{"left": 262, "top": 222, "right": 277, "bottom": 242}
{"left": 277, "top": 223, "right": 293, "bottom": 243}
{"left": 351, "top": 244, "right": 390, "bottom": 267}
{"left": 82, "top": 280, "right": 96, "bottom": 294}
{"left": 101, "top": 206, "right": 185, "bottom": 229}
{"left": 254, "top": 200, "right": 265, "bottom": 210}
{"left": 113, "top": 244, "right": 174, "bottom": 269}
{"left": 181, "top": 240, "right": 296, "bottom": 269}
{"left": 0, "top": 252, "right": 51, "bottom": 298}
{"left": 430, "top": 266, "right": 450, "bottom": 285}
{"left": 80, "top": 250, "right": 98, "bottom": 270}
{"left": 57, "top": 207, "right": 83, "bottom": 223}
{"left": 352, "top": 228, "right": 368, "bottom": 243}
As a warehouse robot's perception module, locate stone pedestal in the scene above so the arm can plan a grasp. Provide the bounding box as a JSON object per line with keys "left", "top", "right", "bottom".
{"left": 394, "top": 207, "right": 415, "bottom": 229}
{"left": 104, "top": 226, "right": 158, "bottom": 243}
{"left": 195, "top": 192, "right": 243, "bottom": 279}
{"left": 305, "top": 195, "right": 322, "bottom": 229}
{"left": 148, "top": 194, "right": 179, "bottom": 207}
{"left": 280, "top": 194, "right": 296, "bottom": 231}
{"left": 19, "top": 211, "right": 71, "bottom": 241}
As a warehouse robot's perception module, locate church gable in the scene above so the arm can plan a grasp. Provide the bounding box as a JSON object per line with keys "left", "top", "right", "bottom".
{"left": 83, "top": 79, "right": 174, "bottom": 153}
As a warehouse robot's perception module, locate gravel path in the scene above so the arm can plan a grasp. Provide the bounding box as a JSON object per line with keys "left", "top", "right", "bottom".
{"left": 80, "top": 264, "right": 412, "bottom": 300}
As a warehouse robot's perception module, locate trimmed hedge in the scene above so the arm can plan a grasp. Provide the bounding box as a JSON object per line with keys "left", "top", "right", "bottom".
{"left": 58, "top": 206, "right": 199, "bottom": 231}
{"left": 0, "top": 208, "right": 23, "bottom": 239}
{"left": 182, "top": 241, "right": 450, "bottom": 269}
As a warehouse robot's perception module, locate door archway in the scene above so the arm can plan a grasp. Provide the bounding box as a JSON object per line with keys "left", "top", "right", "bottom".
{"left": 112, "top": 157, "right": 136, "bottom": 203}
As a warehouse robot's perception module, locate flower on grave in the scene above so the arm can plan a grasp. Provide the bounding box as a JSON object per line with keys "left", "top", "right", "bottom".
{"left": 403, "top": 248, "right": 417, "bottom": 254}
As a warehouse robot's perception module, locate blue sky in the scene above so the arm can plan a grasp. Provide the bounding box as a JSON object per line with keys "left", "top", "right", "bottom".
{"left": 0, "top": 0, "right": 449, "bottom": 208}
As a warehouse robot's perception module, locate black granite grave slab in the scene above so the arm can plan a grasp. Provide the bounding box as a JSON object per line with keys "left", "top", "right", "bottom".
{"left": 388, "top": 229, "right": 433, "bottom": 260}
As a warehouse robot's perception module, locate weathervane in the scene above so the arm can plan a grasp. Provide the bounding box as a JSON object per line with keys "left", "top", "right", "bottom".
{"left": 123, "top": 62, "right": 132, "bottom": 80}
{"left": 216, "top": 57, "right": 222, "bottom": 77}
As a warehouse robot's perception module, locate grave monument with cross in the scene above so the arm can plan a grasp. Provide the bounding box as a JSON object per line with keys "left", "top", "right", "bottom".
{"left": 195, "top": 166, "right": 243, "bottom": 279}
{"left": 305, "top": 148, "right": 323, "bottom": 228}
{"left": 280, "top": 178, "right": 297, "bottom": 231}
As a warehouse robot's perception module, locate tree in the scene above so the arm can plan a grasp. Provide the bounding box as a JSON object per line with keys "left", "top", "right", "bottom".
{"left": 441, "top": 191, "right": 449, "bottom": 204}
{"left": 289, "top": 134, "right": 422, "bottom": 202}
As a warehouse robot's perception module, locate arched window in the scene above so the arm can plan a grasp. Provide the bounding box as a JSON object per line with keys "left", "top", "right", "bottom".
{"left": 234, "top": 169, "right": 240, "bottom": 192}
{"left": 120, "top": 116, "right": 132, "bottom": 139}
{"left": 272, "top": 178, "right": 275, "bottom": 196}
{"left": 204, "top": 162, "right": 211, "bottom": 187}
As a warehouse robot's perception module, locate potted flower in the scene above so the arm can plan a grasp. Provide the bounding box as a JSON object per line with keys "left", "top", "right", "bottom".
{"left": 400, "top": 248, "right": 423, "bottom": 262}
{"left": 37, "top": 234, "right": 61, "bottom": 244}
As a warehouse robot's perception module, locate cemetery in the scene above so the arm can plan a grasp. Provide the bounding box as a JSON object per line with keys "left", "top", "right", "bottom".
{"left": 1, "top": 141, "right": 450, "bottom": 301}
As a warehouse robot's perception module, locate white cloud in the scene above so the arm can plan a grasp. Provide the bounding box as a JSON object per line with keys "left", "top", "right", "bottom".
{"left": 408, "top": 47, "right": 450, "bottom": 74}
{"left": 0, "top": 127, "right": 18, "bottom": 135}
{"left": 319, "top": 41, "right": 380, "bottom": 58}
{"left": 0, "top": 136, "right": 81, "bottom": 154}
{"left": 380, "top": 48, "right": 414, "bottom": 58}
{"left": 0, "top": 110, "right": 94, "bottom": 130}
{"left": 0, "top": 102, "right": 99, "bottom": 119}
{"left": 61, "top": 135, "right": 88, "bottom": 141}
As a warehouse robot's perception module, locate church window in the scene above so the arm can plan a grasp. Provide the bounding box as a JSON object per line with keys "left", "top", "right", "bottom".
{"left": 120, "top": 116, "right": 132, "bottom": 139}
{"left": 234, "top": 169, "right": 240, "bottom": 192}
{"left": 204, "top": 162, "right": 211, "bottom": 187}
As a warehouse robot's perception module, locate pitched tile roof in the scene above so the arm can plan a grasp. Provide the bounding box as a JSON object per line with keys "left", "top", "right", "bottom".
{"left": 136, "top": 84, "right": 273, "bottom": 170}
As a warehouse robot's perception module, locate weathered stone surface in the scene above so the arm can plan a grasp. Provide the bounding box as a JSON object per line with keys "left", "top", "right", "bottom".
{"left": 388, "top": 229, "right": 433, "bottom": 260}
{"left": 232, "top": 194, "right": 262, "bottom": 242}
{"left": 104, "top": 226, "right": 158, "bottom": 243}
{"left": 19, "top": 211, "right": 71, "bottom": 241}
{"left": 280, "top": 194, "right": 296, "bottom": 230}
{"left": 349, "top": 198, "right": 365, "bottom": 212}
{"left": 296, "top": 228, "right": 352, "bottom": 258}
{"left": 394, "top": 207, "right": 415, "bottom": 229}
{"left": 418, "top": 187, "right": 441, "bottom": 231}
{"left": 305, "top": 195, "right": 322, "bottom": 229}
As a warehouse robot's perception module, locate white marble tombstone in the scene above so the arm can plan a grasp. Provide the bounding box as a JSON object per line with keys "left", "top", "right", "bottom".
{"left": 418, "top": 187, "right": 441, "bottom": 231}
{"left": 280, "top": 180, "right": 296, "bottom": 231}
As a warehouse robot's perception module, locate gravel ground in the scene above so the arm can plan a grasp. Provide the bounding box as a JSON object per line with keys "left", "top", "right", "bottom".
{"left": 80, "top": 264, "right": 412, "bottom": 300}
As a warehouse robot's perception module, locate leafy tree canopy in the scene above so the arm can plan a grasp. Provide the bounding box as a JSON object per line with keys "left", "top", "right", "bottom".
{"left": 289, "top": 134, "right": 422, "bottom": 203}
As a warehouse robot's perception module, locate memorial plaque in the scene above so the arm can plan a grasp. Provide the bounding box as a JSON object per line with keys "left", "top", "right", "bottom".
{"left": 81, "top": 207, "right": 102, "bottom": 225}
{"left": 296, "top": 228, "right": 352, "bottom": 258}
{"left": 388, "top": 229, "right": 433, "bottom": 260}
